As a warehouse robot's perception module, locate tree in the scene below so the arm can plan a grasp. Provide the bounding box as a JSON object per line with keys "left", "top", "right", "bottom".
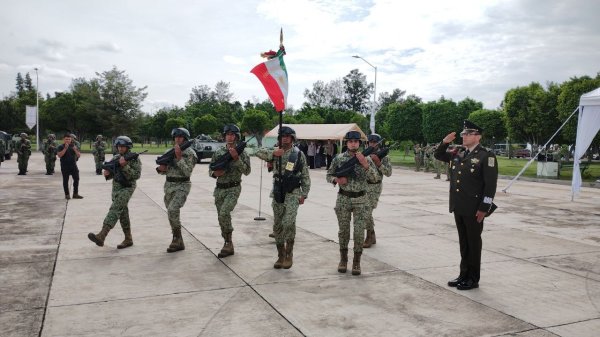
{"left": 95, "top": 66, "right": 148, "bottom": 136}
{"left": 378, "top": 88, "right": 406, "bottom": 111}
{"left": 384, "top": 95, "right": 423, "bottom": 143}
{"left": 193, "top": 115, "right": 218, "bottom": 135}
{"left": 421, "top": 97, "right": 462, "bottom": 144}
{"left": 241, "top": 109, "right": 270, "bottom": 146}
{"left": 214, "top": 81, "right": 234, "bottom": 103}
{"left": 468, "top": 109, "right": 507, "bottom": 146}
{"left": 457, "top": 97, "right": 483, "bottom": 117}
{"left": 15, "top": 73, "right": 24, "bottom": 95}
{"left": 165, "top": 117, "right": 186, "bottom": 136}
{"left": 557, "top": 74, "right": 600, "bottom": 143}
{"left": 188, "top": 85, "right": 215, "bottom": 105}
{"left": 343, "top": 69, "right": 372, "bottom": 113}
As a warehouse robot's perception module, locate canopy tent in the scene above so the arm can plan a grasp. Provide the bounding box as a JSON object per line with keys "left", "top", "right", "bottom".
{"left": 265, "top": 123, "right": 367, "bottom": 141}
{"left": 571, "top": 88, "right": 600, "bottom": 198}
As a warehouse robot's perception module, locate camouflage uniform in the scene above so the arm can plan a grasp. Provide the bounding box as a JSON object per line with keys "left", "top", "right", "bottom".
{"left": 414, "top": 144, "right": 422, "bottom": 171}
{"left": 209, "top": 143, "right": 251, "bottom": 241}
{"left": 42, "top": 136, "right": 58, "bottom": 175}
{"left": 102, "top": 152, "right": 142, "bottom": 230}
{"left": 256, "top": 141, "right": 311, "bottom": 269}
{"left": 92, "top": 136, "right": 107, "bottom": 175}
{"left": 163, "top": 146, "right": 197, "bottom": 232}
{"left": 16, "top": 134, "right": 31, "bottom": 175}
{"left": 364, "top": 155, "right": 392, "bottom": 240}
{"left": 326, "top": 152, "right": 378, "bottom": 254}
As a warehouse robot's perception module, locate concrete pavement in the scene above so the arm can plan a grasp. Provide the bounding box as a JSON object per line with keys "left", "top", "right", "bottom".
{"left": 1, "top": 152, "right": 599, "bottom": 336}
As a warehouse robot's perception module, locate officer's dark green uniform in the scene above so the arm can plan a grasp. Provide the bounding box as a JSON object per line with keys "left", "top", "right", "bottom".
{"left": 434, "top": 120, "right": 498, "bottom": 290}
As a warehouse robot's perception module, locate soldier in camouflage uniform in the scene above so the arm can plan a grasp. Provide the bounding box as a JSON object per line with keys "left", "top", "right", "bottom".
{"left": 92, "top": 135, "right": 107, "bottom": 175}
{"left": 363, "top": 134, "right": 392, "bottom": 248}
{"left": 256, "top": 126, "right": 311, "bottom": 269}
{"left": 16, "top": 133, "right": 31, "bottom": 175}
{"left": 88, "top": 136, "right": 142, "bottom": 248}
{"left": 413, "top": 144, "right": 422, "bottom": 171}
{"left": 157, "top": 127, "right": 197, "bottom": 253}
{"left": 326, "top": 131, "right": 378, "bottom": 275}
{"left": 209, "top": 124, "right": 251, "bottom": 258}
{"left": 42, "top": 134, "right": 58, "bottom": 175}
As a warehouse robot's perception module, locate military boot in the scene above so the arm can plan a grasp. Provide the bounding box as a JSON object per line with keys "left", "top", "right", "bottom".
{"left": 338, "top": 249, "right": 348, "bottom": 273}
{"left": 352, "top": 251, "right": 362, "bottom": 276}
{"left": 363, "top": 230, "right": 373, "bottom": 248}
{"left": 166, "top": 228, "right": 185, "bottom": 253}
{"left": 117, "top": 228, "right": 133, "bottom": 249}
{"left": 88, "top": 225, "right": 111, "bottom": 247}
{"left": 282, "top": 240, "right": 294, "bottom": 269}
{"left": 370, "top": 229, "right": 376, "bottom": 245}
{"left": 274, "top": 244, "right": 285, "bottom": 269}
{"left": 218, "top": 232, "right": 234, "bottom": 258}
{"left": 268, "top": 232, "right": 275, "bottom": 238}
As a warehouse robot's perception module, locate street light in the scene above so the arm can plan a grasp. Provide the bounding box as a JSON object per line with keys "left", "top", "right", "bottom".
{"left": 34, "top": 67, "right": 39, "bottom": 151}
{"left": 352, "top": 55, "right": 377, "bottom": 134}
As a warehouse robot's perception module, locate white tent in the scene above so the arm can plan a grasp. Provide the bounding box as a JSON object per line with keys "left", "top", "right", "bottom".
{"left": 265, "top": 123, "right": 367, "bottom": 141}
{"left": 571, "top": 88, "right": 600, "bottom": 198}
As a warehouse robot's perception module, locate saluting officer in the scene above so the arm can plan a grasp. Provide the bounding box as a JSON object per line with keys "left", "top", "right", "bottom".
{"left": 209, "top": 124, "right": 251, "bottom": 258}
{"left": 255, "top": 126, "right": 311, "bottom": 269}
{"left": 363, "top": 133, "right": 392, "bottom": 248}
{"left": 326, "top": 131, "right": 378, "bottom": 275}
{"left": 157, "top": 128, "right": 197, "bottom": 253}
{"left": 434, "top": 120, "right": 498, "bottom": 290}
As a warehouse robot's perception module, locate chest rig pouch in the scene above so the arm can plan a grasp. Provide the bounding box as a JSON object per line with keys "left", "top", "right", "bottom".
{"left": 273, "top": 147, "right": 303, "bottom": 203}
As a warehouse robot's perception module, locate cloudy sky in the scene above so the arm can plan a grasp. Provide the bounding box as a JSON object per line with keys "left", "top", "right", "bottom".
{"left": 1, "top": 0, "right": 599, "bottom": 113}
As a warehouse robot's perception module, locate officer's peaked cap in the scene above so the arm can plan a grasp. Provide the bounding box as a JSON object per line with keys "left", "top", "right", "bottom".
{"left": 463, "top": 120, "right": 483, "bottom": 134}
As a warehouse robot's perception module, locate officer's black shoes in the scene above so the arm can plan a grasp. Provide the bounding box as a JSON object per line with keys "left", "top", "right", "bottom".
{"left": 17, "top": 172, "right": 25, "bottom": 175}
{"left": 72, "top": 194, "right": 84, "bottom": 199}
{"left": 447, "top": 276, "right": 465, "bottom": 287}
{"left": 456, "top": 279, "right": 479, "bottom": 290}
{"left": 45, "top": 172, "right": 52, "bottom": 175}
{"left": 65, "top": 194, "right": 71, "bottom": 200}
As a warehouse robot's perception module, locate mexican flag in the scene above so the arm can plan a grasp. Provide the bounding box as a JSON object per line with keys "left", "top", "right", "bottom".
{"left": 251, "top": 49, "right": 288, "bottom": 112}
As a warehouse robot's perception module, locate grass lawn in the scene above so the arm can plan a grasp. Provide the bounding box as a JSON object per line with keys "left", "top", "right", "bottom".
{"left": 388, "top": 150, "right": 600, "bottom": 182}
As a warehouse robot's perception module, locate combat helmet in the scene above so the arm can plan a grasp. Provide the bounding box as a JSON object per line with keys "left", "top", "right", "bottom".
{"left": 114, "top": 136, "right": 133, "bottom": 149}
{"left": 367, "top": 133, "right": 382, "bottom": 143}
{"left": 344, "top": 131, "right": 362, "bottom": 144}
{"left": 171, "top": 127, "right": 190, "bottom": 140}
{"left": 223, "top": 124, "right": 241, "bottom": 139}
{"left": 279, "top": 126, "right": 296, "bottom": 141}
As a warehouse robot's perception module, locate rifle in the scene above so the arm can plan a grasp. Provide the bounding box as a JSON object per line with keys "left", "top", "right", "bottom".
{"left": 103, "top": 150, "right": 147, "bottom": 186}
{"left": 334, "top": 139, "right": 384, "bottom": 178}
{"left": 374, "top": 147, "right": 389, "bottom": 160}
{"left": 209, "top": 136, "right": 255, "bottom": 171}
{"left": 155, "top": 140, "right": 194, "bottom": 166}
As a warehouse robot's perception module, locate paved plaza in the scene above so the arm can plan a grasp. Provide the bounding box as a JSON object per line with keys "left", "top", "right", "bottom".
{"left": 1, "top": 152, "right": 599, "bottom": 337}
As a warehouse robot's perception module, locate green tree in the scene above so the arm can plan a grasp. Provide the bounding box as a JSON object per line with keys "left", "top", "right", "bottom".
{"left": 193, "top": 114, "right": 218, "bottom": 135}
{"left": 421, "top": 97, "right": 462, "bottom": 144}
{"left": 384, "top": 95, "right": 423, "bottom": 142}
{"left": 557, "top": 74, "right": 600, "bottom": 143}
{"left": 96, "top": 66, "right": 148, "bottom": 136}
{"left": 241, "top": 109, "right": 270, "bottom": 146}
{"left": 165, "top": 117, "right": 186, "bottom": 136}
{"left": 468, "top": 109, "right": 507, "bottom": 146}
{"left": 343, "top": 69, "right": 372, "bottom": 113}
{"left": 457, "top": 97, "right": 483, "bottom": 117}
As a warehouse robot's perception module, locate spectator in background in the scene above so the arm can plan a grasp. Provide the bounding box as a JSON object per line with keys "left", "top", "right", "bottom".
{"left": 307, "top": 141, "right": 316, "bottom": 169}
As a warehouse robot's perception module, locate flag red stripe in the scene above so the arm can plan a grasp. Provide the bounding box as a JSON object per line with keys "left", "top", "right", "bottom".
{"left": 251, "top": 63, "right": 286, "bottom": 112}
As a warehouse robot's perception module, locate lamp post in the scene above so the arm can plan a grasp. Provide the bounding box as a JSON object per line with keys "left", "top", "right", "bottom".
{"left": 34, "top": 67, "right": 39, "bottom": 151}
{"left": 352, "top": 55, "right": 377, "bottom": 134}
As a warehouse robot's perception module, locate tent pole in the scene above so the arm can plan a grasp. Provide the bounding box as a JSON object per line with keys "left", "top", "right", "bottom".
{"left": 502, "top": 107, "right": 579, "bottom": 193}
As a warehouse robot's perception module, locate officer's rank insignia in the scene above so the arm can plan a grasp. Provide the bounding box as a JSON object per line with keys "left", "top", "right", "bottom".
{"left": 471, "top": 158, "right": 479, "bottom": 164}
{"left": 452, "top": 166, "right": 455, "bottom": 170}
{"left": 488, "top": 157, "right": 495, "bottom": 167}
{"left": 470, "top": 168, "right": 475, "bottom": 173}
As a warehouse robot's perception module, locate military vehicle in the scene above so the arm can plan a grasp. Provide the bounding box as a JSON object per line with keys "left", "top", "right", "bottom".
{"left": 0, "top": 131, "right": 15, "bottom": 160}
{"left": 191, "top": 134, "right": 226, "bottom": 163}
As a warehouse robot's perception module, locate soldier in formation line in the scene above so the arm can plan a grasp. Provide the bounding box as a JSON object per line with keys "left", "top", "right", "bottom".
{"left": 88, "top": 136, "right": 142, "bottom": 248}
{"left": 42, "top": 134, "right": 57, "bottom": 175}
{"left": 16, "top": 133, "right": 31, "bottom": 175}
{"left": 326, "top": 131, "right": 378, "bottom": 275}
{"left": 209, "top": 124, "right": 251, "bottom": 258}
{"left": 255, "top": 126, "right": 311, "bottom": 269}
{"left": 156, "top": 128, "right": 197, "bottom": 253}
{"left": 92, "top": 135, "right": 107, "bottom": 175}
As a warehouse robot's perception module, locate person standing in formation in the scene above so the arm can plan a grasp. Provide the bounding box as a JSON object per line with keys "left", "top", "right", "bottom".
{"left": 42, "top": 134, "right": 58, "bottom": 175}
{"left": 363, "top": 134, "right": 392, "bottom": 248}
{"left": 93, "top": 135, "right": 107, "bottom": 175}
{"left": 16, "top": 133, "right": 31, "bottom": 175}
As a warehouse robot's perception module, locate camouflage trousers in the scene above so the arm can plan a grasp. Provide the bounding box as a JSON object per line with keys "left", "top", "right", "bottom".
{"left": 365, "top": 184, "right": 382, "bottom": 231}
{"left": 335, "top": 194, "right": 368, "bottom": 253}
{"left": 164, "top": 181, "right": 191, "bottom": 231}
{"left": 272, "top": 194, "right": 300, "bottom": 245}
{"left": 214, "top": 185, "right": 241, "bottom": 238}
{"left": 45, "top": 156, "right": 56, "bottom": 173}
{"left": 18, "top": 155, "right": 29, "bottom": 173}
{"left": 103, "top": 185, "right": 135, "bottom": 230}
{"left": 94, "top": 154, "right": 105, "bottom": 171}
{"left": 414, "top": 156, "right": 422, "bottom": 171}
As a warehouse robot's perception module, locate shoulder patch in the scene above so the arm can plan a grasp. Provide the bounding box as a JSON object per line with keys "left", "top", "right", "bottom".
{"left": 488, "top": 157, "right": 495, "bottom": 167}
